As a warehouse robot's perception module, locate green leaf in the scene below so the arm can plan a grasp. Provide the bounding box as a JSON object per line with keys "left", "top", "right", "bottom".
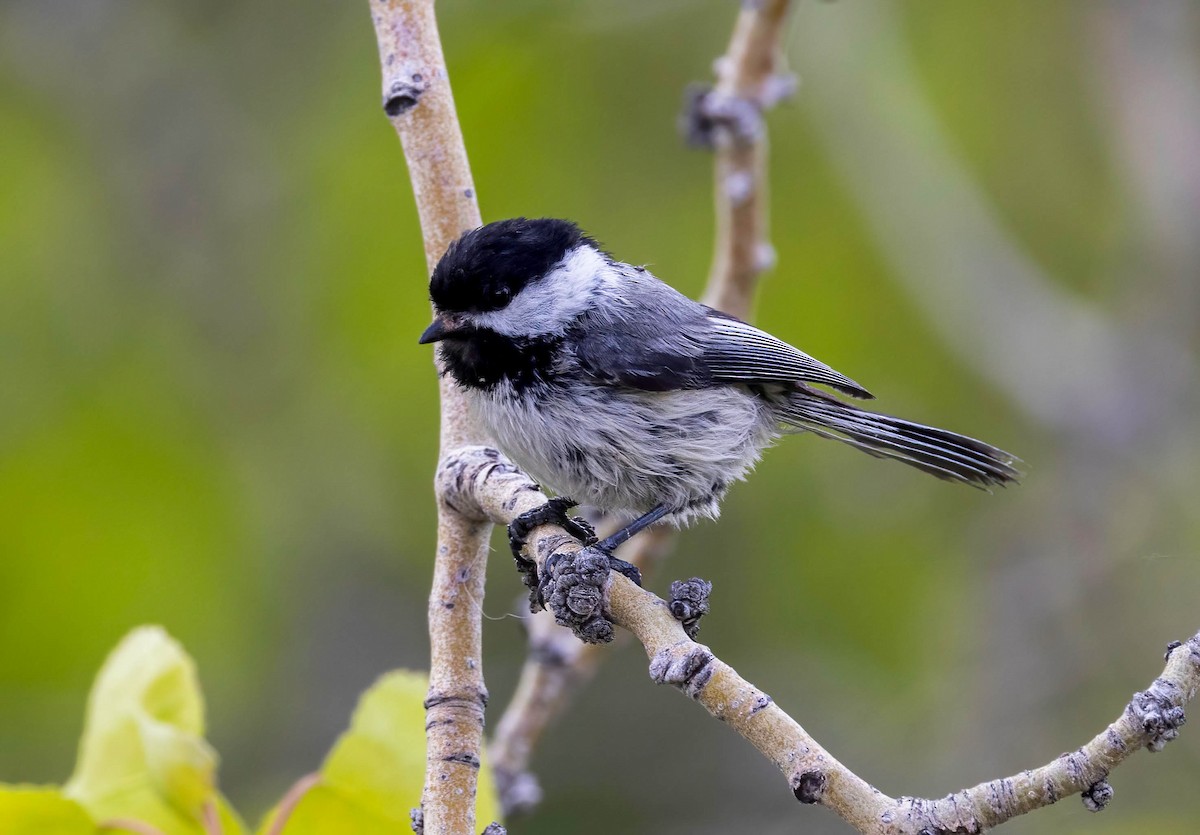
{"left": 258, "top": 670, "right": 501, "bottom": 834}
{"left": 257, "top": 787, "right": 402, "bottom": 835}
{"left": 62, "top": 626, "right": 245, "bottom": 835}
{"left": 0, "top": 786, "right": 94, "bottom": 835}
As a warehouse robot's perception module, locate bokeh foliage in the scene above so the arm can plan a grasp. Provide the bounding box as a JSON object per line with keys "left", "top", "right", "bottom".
{"left": 2, "top": 1, "right": 1197, "bottom": 832}
{"left": 1, "top": 627, "right": 493, "bottom": 833}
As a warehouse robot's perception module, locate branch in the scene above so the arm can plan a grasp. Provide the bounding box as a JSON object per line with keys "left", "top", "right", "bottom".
{"left": 443, "top": 445, "right": 1198, "bottom": 833}
{"left": 368, "top": 2, "right": 498, "bottom": 833}
{"left": 488, "top": 3, "right": 795, "bottom": 812}
{"left": 685, "top": 0, "right": 797, "bottom": 320}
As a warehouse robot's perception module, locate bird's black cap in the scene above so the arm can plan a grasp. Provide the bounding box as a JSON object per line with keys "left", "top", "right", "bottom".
{"left": 429, "top": 218, "right": 588, "bottom": 313}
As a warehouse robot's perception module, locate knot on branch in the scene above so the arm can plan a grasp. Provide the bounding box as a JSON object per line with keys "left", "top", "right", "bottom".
{"left": 495, "top": 768, "right": 542, "bottom": 818}
{"left": 382, "top": 71, "right": 430, "bottom": 117}
{"left": 753, "top": 241, "right": 777, "bottom": 274}
{"left": 410, "top": 806, "right": 424, "bottom": 834}
{"left": 527, "top": 632, "right": 583, "bottom": 668}
{"left": 1081, "top": 778, "right": 1113, "bottom": 812}
{"left": 1162, "top": 636, "right": 1200, "bottom": 668}
{"left": 681, "top": 84, "right": 761, "bottom": 148}
{"left": 540, "top": 546, "right": 615, "bottom": 644}
{"left": 791, "top": 769, "right": 826, "bottom": 804}
{"left": 668, "top": 578, "right": 713, "bottom": 638}
{"left": 1128, "top": 680, "right": 1186, "bottom": 751}
{"left": 649, "top": 642, "right": 716, "bottom": 699}
{"left": 759, "top": 71, "right": 799, "bottom": 109}
{"left": 679, "top": 72, "right": 797, "bottom": 149}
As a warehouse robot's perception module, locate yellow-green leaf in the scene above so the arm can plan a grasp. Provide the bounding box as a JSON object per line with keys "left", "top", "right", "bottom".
{"left": 62, "top": 626, "right": 245, "bottom": 835}
{"left": 258, "top": 670, "right": 500, "bottom": 834}
{"left": 0, "top": 786, "right": 94, "bottom": 835}
{"left": 257, "top": 786, "right": 403, "bottom": 835}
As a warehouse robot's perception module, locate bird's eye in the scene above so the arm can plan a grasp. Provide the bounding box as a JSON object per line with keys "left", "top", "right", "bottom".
{"left": 490, "top": 286, "right": 512, "bottom": 306}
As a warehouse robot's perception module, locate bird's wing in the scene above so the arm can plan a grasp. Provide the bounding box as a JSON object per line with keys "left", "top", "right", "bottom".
{"left": 699, "top": 312, "right": 873, "bottom": 399}
{"left": 571, "top": 276, "right": 871, "bottom": 398}
{"left": 571, "top": 313, "right": 706, "bottom": 392}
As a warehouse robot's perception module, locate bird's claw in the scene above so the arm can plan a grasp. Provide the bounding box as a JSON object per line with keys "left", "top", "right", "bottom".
{"left": 604, "top": 553, "right": 642, "bottom": 587}
{"left": 508, "top": 498, "right": 596, "bottom": 610}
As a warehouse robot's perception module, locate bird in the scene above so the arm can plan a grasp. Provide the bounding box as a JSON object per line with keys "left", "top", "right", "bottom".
{"left": 419, "top": 217, "right": 1019, "bottom": 587}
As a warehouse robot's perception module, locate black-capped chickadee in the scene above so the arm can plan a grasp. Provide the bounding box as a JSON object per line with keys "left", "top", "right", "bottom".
{"left": 420, "top": 218, "right": 1019, "bottom": 576}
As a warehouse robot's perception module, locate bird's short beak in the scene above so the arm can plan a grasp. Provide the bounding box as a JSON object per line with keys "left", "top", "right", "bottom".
{"left": 418, "top": 314, "right": 457, "bottom": 344}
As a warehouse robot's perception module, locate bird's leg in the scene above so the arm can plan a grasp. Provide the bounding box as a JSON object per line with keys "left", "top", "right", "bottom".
{"left": 508, "top": 497, "right": 596, "bottom": 609}
{"left": 589, "top": 504, "right": 672, "bottom": 587}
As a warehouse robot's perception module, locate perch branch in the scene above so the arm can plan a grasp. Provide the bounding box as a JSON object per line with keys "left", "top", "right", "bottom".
{"left": 488, "top": 3, "right": 794, "bottom": 812}
{"left": 368, "top": 2, "right": 499, "bottom": 833}
{"left": 442, "top": 445, "right": 1199, "bottom": 833}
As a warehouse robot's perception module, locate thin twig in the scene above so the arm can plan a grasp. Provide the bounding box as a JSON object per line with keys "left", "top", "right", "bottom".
{"left": 487, "top": 607, "right": 590, "bottom": 816}
{"left": 488, "top": 4, "right": 795, "bottom": 812}
{"left": 441, "top": 445, "right": 1198, "bottom": 833}
{"left": 264, "top": 773, "right": 321, "bottom": 835}
{"left": 368, "top": 2, "right": 491, "bottom": 833}
{"left": 689, "top": 0, "right": 796, "bottom": 320}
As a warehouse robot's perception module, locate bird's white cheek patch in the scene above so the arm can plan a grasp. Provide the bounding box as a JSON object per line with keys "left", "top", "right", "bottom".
{"left": 475, "top": 245, "right": 611, "bottom": 338}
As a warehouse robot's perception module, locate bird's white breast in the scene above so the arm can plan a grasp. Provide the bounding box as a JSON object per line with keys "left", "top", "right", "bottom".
{"left": 467, "top": 378, "right": 778, "bottom": 525}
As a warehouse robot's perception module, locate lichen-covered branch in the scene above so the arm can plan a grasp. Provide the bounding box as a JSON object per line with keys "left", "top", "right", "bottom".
{"left": 368, "top": 2, "right": 497, "bottom": 833}
{"left": 443, "top": 444, "right": 1199, "bottom": 834}
{"left": 685, "top": 0, "right": 796, "bottom": 320}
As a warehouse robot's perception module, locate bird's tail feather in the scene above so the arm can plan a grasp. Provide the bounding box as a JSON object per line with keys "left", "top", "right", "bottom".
{"left": 780, "top": 390, "right": 1021, "bottom": 489}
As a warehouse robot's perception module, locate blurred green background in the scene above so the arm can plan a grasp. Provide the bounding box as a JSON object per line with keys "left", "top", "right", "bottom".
{"left": 2, "top": 0, "right": 1198, "bottom": 832}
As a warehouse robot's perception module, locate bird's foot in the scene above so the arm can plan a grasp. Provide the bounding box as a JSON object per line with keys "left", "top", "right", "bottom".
{"left": 508, "top": 497, "right": 596, "bottom": 610}
{"left": 604, "top": 553, "right": 642, "bottom": 587}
